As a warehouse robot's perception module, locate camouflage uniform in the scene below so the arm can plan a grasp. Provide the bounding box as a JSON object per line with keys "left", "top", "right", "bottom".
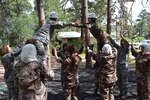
{"left": 1, "top": 53, "right": 18, "bottom": 100}
{"left": 61, "top": 55, "right": 81, "bottom": 100}
{"left": 92, "top": 52, "right": 102, "bottom": 94}
{"left": 88, "top": 23, "right": 109, "bottom": 51}
{"left": 32, "top": 20, "right": 74, "bottom": 65}
{"left": 109, "top": 37, "right": 130, "bottom": 97}
{"left": 131, "top": 47, "right": 150, "bottom": 100}
{"left": 12, "top": 20, "right": 74, "bottom": 66}
{"left": 76, "top": 22, "right": 109, "bottom": 51}
{"left": 99, "top": 53, "right": 117, "bottom": 100}
{"left": 57, "top": 50, "right": 69, "bottom": 87}
{"left": 87, "top": 23, "right": 110, "bottom": 94}
{"left": 15, "top": 61, "right": 53, "bottom": 100}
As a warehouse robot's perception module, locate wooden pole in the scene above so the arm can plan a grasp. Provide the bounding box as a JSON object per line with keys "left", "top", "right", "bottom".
{"left": 107, "top": 0, "right": 112, "bottom": 35}
{"left": 36, "top": 0, "right": 45, "bottom": 27}
{"left": 82, "top": 0, "right": 92, "bottom": 68}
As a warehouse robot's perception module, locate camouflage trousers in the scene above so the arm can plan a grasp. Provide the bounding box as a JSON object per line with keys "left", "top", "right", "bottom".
{"left": 35, "top": 40, "right": 48, "bottom": 66}
{"left": 63, "top": 85, "right": 79, "bottom": 100}
{"left": 117, "top": 67, "right": 128, "bottom": 93}
{"left": 6, "top": 81, "right": 18, "bottom": 100}
{"left": 137, "top": 77, "right": 150, "bottom": 100}
{"left": 99, "top": 82, "right": 115, "bottom": 100}
{"left": 94, "top": 67, "right": 100, "bottom": 93}
{"left": 18, "top": 84, "right": 47, "bottom": 100}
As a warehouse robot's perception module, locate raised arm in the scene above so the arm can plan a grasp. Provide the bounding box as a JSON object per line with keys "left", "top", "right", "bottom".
{"left": 109, "top": 37, "right": 120, "bottom": 49}
{"left": 51, "top": 42, "right": 60, "bottom": 62}
{"left": 121, "top": 36, "right": 130, "bottom": 53}
{"left": 131, "top": 43, "right": 138, "bottom": 57}
{"left": 51, "top": 20, "right": 80, "bottom": 29}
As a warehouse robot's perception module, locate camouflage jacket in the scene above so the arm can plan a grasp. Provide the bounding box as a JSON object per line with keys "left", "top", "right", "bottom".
{"left": 1, "top": 53, "right": 15, "bottom": 82}
{"left": 56, "top": 50, "right": 70, "bottom": 74}
{"left": 62, "top": 54, "right": 81, "bottom": 87}
{"left": 99, "top": 54, "right": 117, "bottom": 84}
{"left": 15, "top": 61, "right": 53, "bottom": 89}
{"left": 88, "top": 23, "right": 109, "bottom": 50}
{"left": 133, "top": 53, "right": 150, "bottom": 77}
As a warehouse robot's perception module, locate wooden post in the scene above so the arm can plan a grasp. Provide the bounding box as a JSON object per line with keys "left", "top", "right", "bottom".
{"left": 82, "top": 0, "right": 92, "bottom": 68}
{"left": 36, "top": 0, "right": 45, "bottom": 27}
{"left": 107, "top": 0, "right": 112, "bottom": 35}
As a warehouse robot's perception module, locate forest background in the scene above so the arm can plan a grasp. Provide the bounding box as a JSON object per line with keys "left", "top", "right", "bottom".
{"left": 0, "top": 0, "right": 150, "bottom": 67}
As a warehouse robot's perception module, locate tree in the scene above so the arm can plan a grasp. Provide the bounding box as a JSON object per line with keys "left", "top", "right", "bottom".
{"left": 36, "top": 0, "right": 45, "bottom": 27}
{"left": 0, "top": 0, "right": 34, "bottom": 46}
{"left": 136, "top": 10, "right": 150, "bottom": 39}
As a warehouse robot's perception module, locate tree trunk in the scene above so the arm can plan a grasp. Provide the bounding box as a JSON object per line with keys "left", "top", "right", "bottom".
{"left": 82, "top": 0, "right": 92, "bottom": 68}
{"left": 107, "top": 0, "right": 112, "bottom": 35}
{"left": 36, "top": 0, "right": 45, "bottom": 27}
{"left": 36, "top": 0, "right": 51, "bottom": 69}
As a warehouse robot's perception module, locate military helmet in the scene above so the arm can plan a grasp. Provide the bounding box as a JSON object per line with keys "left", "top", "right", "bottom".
{"left": 49, "top": 11, "right": 58, "bottom": 19}
{"left": 88, "top": 13, "right": 97, "bottom": 19}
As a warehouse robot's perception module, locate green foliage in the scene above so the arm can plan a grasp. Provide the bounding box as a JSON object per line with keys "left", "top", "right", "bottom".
{"left": 135, "top": 10, "right": 150, "bottom": 39}
{"left": 0, "top": 0, "right": 34, "bottom": 46}
{"left": 67, "top": 38, "right": 81, "bottom": 48}
{"left": 44, "top": 0, "right": 63, "bottom": 19}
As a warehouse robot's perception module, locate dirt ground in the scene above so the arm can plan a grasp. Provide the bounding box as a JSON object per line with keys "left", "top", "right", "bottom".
{"left": 46, "top": 68, "right": 137, "bottom": 100}
{"left": 0, "top": 58, "right": 137, "bottom": 100}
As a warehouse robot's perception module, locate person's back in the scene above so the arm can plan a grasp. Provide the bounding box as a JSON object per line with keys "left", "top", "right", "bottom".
{"left": 0, "top": 45, "right": 18, "bottom": 100}
{"left": 99, "top": 44, "right": 117, "bottom": 100}
{"left": 1, "top": 50, "right": 15, "bottom": 83}
{"left": 100, "top": 54, "right": 117, "bottom": 84}
{"left": 131, "top": 43, "right": 150, "bottom": 100}
{"left": 15, "top": 44, "right": 54, "bottom": 100}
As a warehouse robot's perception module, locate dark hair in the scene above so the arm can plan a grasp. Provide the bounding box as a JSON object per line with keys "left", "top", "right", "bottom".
{"left": 62, "top": 43, "right": 69, "bottom": 49}
{"left": 67, "top": 45, "right": 77, "bottom": 54}
{"left": 25, "top": 39, "right": 36, "bottom": 45}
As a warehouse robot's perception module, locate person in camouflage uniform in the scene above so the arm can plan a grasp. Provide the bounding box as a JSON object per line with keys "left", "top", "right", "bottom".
{"left": 75, "top": 13, "right": 110, "bottom": 94}
{"left": 87, "top": 13, "right": 110, "bottom": 51}
{"left": 53, "top": 44, "right": 81, "bottom": 100}
{"left": 15, "top": 44, "right": 54, "bottom": 100}
{"left": 131, "top": 43, "right": 150, "bottom": 100}
{"left": 52, "top": 43, "right": 70, "bottom": 87}
{"left": 32, "top": 11, "right": 77, "bottom": 66}
{"left": 52, "top": 41, "right": 84, "bottom": 87}
{"left": 75, "top": 13, "right": 110, "bottom": 51}
{"left": 90, "top": 50, "right": 102, "bottom": 94}
{"left": 63, "top": 45, "right": 81, "bottom": 100}
{"left": 0, "top": 45, "right": 19, "bottom": 100}
{"left": 90, "top": 44, "right": 117, "bottom": 100}
{"left": 109, "top": 35, "right": 130, "bottom": 99}
{"left": 13, "top": 11, "right": 76, "bottom": 66}
{"left": 99, "top": 44, "right": 117, "bottom": 100}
